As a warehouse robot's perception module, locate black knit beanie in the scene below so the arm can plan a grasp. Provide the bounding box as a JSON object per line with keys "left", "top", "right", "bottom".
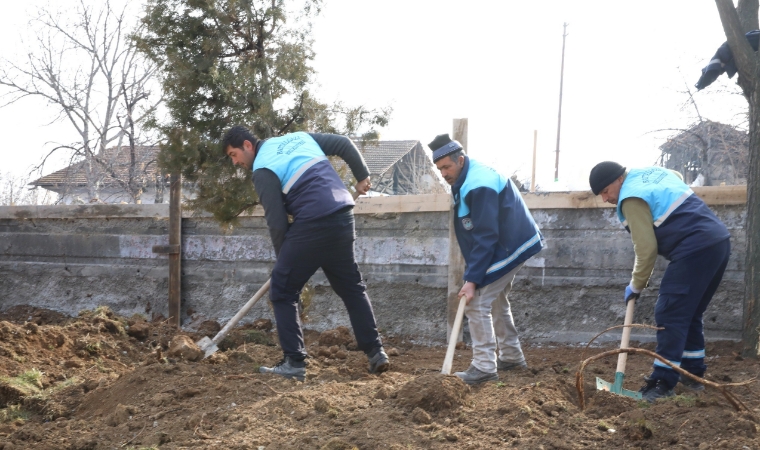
{"left": 589, "top": 161, "right": 626, "bottom": 195}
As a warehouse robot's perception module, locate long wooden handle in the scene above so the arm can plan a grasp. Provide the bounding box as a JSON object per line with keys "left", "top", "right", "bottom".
{"left": 615, "top": 298, "right": 636, "bottom": 374}
{"left": 211, "top": 279, "right": 271, "bottom": 345}
{"left": 441, "top": 295, "right": 467, "bottom": 375}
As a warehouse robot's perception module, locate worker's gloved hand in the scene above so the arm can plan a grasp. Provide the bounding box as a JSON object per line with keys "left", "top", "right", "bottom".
{"left": 624, "top": 284, "right": 640, "bottom": 303}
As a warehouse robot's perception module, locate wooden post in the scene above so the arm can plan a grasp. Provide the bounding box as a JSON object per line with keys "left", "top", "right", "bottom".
{"left": 531, "top": 130, "right": 538, "bottom": 192}
{"left": 168, "top": 172, "right": 182, "bottom": 328}
{"left": 447, "top": 118, "right": 468, "bottom": 342}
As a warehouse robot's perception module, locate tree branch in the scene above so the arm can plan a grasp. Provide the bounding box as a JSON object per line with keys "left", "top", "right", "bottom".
{"left": 715, "top": 0, "right": 760, "bottom": 94}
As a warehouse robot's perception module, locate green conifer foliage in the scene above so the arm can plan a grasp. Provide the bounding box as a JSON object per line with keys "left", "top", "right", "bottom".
{"left": 137, "top": 0, "right": 390, "bottom": 224}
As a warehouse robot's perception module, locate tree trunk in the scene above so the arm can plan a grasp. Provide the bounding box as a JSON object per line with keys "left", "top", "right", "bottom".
{"left": 743, "top": 88, "right": 760, "bottom": 357}
{"left": 715, "top": 0, "right": 760, "bottom": 358}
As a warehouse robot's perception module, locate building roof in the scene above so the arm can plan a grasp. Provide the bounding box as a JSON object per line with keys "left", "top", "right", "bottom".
{"left": 658, "top": 120, "right": 748, "bottom": 186}
{"left": 31, "top": 139, "right": 423, "bottom": 189}
{"left": 30, "top": 146, "right": 160, "bottom": 188}
{"left": 355, "top": 140, "right": 421, "bottom": 176}
{"left": 659, "top": 120, "right": 746, "bottom": 155}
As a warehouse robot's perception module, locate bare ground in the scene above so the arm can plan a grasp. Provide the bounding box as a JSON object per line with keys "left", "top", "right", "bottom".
{"left": 0, "top": 305, "right": 758, "bottom": 450}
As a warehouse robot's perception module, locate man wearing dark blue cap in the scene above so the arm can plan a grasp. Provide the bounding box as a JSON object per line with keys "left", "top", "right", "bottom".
{"left": 429, "top": 133, "right": 544, "bottom": 385}
{"left": 589, "top": 161, "right": 731, "bottom": 402}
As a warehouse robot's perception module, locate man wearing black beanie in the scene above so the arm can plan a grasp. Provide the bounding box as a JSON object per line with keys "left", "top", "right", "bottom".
{"left": 589, "top": 161, "right": 731, "bottom": 402}
{"left": 430, "top": 133, "right": 544, "bottom": 385}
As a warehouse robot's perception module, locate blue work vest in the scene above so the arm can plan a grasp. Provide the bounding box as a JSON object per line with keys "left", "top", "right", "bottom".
{"left": 253, "top": 132, "right": 328, "bottom": 194}
{"left": 452, "top": 157, "right": 543, "bottom": 287}
{"left": 616, "top": 167, "right": 729, "bottom": 261}
{"left": 253, "top": 132, "right": 353, "bottom": 222}
{"left": 616, "top": 167, "right": 693, "bottom": 228}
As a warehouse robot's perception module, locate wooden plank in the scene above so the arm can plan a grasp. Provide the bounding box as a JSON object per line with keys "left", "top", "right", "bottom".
{"left": 521, "top": 186, "right": 748, "bottom": 209}
{"left": 152, "top": 244, "right": 180, "bottom": 254}
{"left": 0, "top": 186, "right": 747, "bottom": 220}
{"left": 523, "top": 191, "right": 610, "bottom": 209}
{"left": 692, "top": 185, "right": 747, "bottom": 205}
{"left": 352, "top": 194, "right": 450, "bottom": 214}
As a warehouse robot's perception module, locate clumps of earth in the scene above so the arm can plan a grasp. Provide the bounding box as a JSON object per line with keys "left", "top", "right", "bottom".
{"left": 0, "top": 305, "right": 758, "bottom": 449}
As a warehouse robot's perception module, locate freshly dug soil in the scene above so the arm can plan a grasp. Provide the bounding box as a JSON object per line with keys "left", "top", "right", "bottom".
{"left": 0, "top": 305, "right": 757, "bottom": 449}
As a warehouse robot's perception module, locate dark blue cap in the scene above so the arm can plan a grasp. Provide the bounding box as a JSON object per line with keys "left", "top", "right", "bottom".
{"left": 428, "top": 134, "right": 463, "bottom": 162}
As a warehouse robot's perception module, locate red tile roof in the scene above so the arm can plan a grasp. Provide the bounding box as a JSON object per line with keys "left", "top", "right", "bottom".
{"left": 30, "top": 139, "right": 422, "bottom": 187}
{"left": 30, "top": 146, "right": 160, "bottom": 187}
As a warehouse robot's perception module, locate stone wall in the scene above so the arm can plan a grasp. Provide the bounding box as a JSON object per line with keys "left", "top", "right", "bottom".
{"left": 0, "top": 191, "right": 746, "bottom": 345}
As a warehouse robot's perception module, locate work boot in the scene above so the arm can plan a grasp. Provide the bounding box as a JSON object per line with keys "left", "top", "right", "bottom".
{"left": 638, "top": 377, "right": 674, "bottom": 402}
{"left": 679, "top": 373, "right": 705, "bottom": 392}
{"left": 454, "top": 365, "right": 499, "bottom": 385}
{"left": 259, "top": 357, "right": 306, "bottom": 381}
{"left": 367, "top": 347, "right": 390, "bottom": 374}
{"left": 497, "top": 358, "right": 528, "bottom": 371}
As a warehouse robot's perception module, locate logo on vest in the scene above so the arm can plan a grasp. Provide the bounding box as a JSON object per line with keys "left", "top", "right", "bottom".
{"left": 276, "top": 136, "right": 306, "bottom": 155}
{"left": 641, "top": 168, "right": 667, "bottom": 185}
{"left": 462, "top": 218, "right": 473, "bottom": 230}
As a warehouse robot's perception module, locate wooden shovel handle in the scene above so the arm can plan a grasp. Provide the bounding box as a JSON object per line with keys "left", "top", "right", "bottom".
{"left": 211, "top": 279, "right": 271, "bottom": 345}
{"left": 441, "top": 295, "right": 467, "bottom": 375}
{"left": 616, "top": 298, "right": 636, "bottom": 374}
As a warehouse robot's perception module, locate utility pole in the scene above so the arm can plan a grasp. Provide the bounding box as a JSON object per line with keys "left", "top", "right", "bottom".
{"left": 531, "top": 130, "right": 538, "bottom": 192}
{"left": 554, "top": 22, "right": 569, "bottom": 182}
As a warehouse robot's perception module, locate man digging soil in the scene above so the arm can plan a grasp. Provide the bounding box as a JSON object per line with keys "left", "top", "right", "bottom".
{"left": 589, "top": 162, "right": 731, "bottom": 402}
{"left": 222, "top": 125, "right": 390, "bottom": 381}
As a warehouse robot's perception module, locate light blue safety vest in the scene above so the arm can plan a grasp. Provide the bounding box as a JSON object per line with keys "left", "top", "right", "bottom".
{"left": 457, "top": 159, "right": 508, "bottom": 218}
{"left": 252, "top": 132, "right": 328, "bottom": 194}
{"left": 616, "top": 167, "right": 693, "bottom": 228}
{"left": 452, "top": 157, "right": 542, "bottom": 287}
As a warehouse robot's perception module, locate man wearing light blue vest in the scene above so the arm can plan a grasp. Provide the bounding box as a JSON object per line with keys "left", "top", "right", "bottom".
{"left": 589, "top": 161, "right": 731, "bottom": 402}
{"left": 222, "top": 125, "right": 389, "bottom": 381}
{"left": 429, "top": 133, "right": 544, "bottom": 385}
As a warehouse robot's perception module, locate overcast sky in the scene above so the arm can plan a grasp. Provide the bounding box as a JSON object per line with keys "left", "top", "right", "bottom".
{"left": 0, "top": 0, "right": 749, "bottom": 190}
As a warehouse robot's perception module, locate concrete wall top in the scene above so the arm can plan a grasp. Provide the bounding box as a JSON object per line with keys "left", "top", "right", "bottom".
{"left": 0, "top": 186, "right": 747, "bottom": 219}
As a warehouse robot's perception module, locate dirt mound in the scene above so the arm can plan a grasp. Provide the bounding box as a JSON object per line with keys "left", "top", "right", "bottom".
{"left": 0, "top": 307, "right": 758, "bottom": 449}
{"left": 0, "top": 305, "right": 70, "bottom": 326}
{"left": 584, "top": 390, "right": 639, "bottom": 418}
{"left": 318, "top": 326, "right": 355, "bottom": 347}
{"left": 395, "top": 373, "right": 470, "bottom": 412}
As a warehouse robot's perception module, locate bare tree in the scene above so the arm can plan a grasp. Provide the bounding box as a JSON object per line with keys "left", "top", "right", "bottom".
{"left": 0, "top": 172, "right": 56, "bottom": 206}
{"left": 714, "top": 0, "right": 760, "bottom": 357}
{"left": 0, "top": 0, "right": 162, "bottom": 203}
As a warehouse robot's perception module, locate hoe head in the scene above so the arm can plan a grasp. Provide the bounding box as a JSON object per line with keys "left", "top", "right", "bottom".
{"left": 596, "top": 372, "right": 642, "bottom": 400}
{"left": 195, "top": 336, "right": 219, "bottom": 359}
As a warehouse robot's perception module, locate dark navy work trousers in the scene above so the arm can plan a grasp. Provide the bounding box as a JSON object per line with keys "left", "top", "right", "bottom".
{"left": 651, "top": 238, "right": 731, "bottom": 388}
{"left": 269, "top": 207, "right": 382, "bottom": 360}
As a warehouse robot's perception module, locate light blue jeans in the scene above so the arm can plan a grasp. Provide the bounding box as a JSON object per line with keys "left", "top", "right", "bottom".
{"left": 466, "top": 264, "right": 526, "bottom": 373}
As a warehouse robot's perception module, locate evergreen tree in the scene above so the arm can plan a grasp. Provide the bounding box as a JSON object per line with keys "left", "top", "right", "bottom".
{"left": 136, "top": 0, "right": 390, "bottom": 224}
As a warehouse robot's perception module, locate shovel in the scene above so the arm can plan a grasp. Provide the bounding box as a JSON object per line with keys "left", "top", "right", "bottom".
{"left": 595, "top": 298, "right": 642, "bottom": 400}
{"left": 441, "top": 294, "right": 467, "bottom": 375}
{"left": 196, "top": 279, "right": 271, "bottom": 358}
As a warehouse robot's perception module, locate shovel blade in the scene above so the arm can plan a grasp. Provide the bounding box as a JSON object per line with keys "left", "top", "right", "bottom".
{"left": 596, "top": 372, "right": 642, "bottom": 400}
{"left": 195, "top": 336, "right": 219, "bottom": 359}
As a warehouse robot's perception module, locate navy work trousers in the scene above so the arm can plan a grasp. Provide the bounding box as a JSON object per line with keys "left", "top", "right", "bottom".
{"left": 269, "top": 207, "right": 382, "bottom": 360}
{"left": 651, "top": 238, "right": 731, "bottom": 388}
